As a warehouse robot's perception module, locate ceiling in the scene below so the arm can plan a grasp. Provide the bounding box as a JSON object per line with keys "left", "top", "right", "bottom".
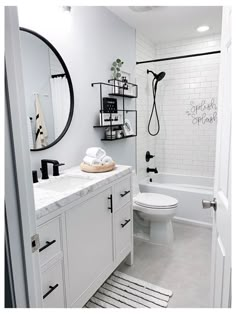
{"left": 107, "top": 6, "right": 222, "bottom": 43}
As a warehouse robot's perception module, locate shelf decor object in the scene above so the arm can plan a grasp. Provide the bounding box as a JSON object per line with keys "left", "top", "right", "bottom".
{"left": 91, "top": 80, "right": 138, "bottom": 141}
{"left": 122, "top": 118, "right": 135, "bottom": 136}
{"left": 110, "top": 58, "right": 124, "bottom": 94}
{"left": 110, "top": 58, "right": 124, "bottom": 79}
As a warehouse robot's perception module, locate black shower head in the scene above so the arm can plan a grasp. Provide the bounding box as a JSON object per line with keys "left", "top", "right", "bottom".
{"left": 147, "top": 69, "right": 166, "bottom": 82}
{"left": 156, "top": 71, "right": 166, "bottom": 81}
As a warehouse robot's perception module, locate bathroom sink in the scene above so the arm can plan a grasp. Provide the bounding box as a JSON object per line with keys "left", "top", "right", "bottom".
{"left": 37, "top": 175, "right": 95, "bottom": 193}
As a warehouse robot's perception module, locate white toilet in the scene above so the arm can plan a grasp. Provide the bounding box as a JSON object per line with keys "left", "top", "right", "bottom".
{"left": 133, "top": 174, "right": 178, "bottom": 245}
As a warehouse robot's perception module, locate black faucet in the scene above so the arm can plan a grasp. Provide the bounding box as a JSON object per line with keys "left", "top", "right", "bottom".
{"left": 41, "top": 159, "right": 65, "bottom": 179}
{"left": 32, "top": 170, "right": 38, "bottom": 183}
{"left": 146, "top": 167, "right": 158, "bottom": 174}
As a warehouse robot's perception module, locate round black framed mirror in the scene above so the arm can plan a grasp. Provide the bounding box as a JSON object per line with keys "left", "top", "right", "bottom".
{"left": 19, "top": 27, "right": 74, "bottom": 151}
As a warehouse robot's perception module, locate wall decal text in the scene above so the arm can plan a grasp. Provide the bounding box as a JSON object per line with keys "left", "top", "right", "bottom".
{"left": 186, "top": 98, "right": 217, "bottom": 125}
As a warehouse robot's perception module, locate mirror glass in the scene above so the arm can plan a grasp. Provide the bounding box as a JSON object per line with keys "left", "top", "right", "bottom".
{"left": 19, "top": 28, "right": 74, "bottom": 151}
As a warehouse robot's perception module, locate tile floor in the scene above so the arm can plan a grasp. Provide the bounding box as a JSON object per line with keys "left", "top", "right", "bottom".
{"left": 118, "top": 222, "right": 212, "bottom": 308}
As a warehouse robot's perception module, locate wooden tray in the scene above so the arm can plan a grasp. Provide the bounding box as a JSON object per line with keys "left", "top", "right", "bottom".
{"left": 80, "top": 161, "right": 116, "bottom": 173}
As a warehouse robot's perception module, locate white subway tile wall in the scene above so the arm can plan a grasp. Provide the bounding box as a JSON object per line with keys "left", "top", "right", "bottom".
{"left": 136, "top": 33, "right": 221, "bottom": 179}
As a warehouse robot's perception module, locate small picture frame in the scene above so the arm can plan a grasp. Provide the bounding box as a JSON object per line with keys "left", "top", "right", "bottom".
{"left": 122, "top": 119, "right": 134, "bottom": 136}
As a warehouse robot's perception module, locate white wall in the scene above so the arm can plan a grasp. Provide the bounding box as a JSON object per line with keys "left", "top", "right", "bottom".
{"left": 136, "top": 34, "right": 220, "bottom": 179}
{"left": 136, "top": 33, "right": 157, "bottom": 179}
{"left": 18, "top": 7, "right": 136, "bottom": 174}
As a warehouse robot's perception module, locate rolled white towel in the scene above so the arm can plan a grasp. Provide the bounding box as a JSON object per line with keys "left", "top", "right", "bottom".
{"left": 101, "top": 155, "right": 113, "bottom": 165}
{"left": 83, "top": 155, "right": 102, "bottom": 166}
{"left": 86, "top": 147, "right": 106, "bottom": 160}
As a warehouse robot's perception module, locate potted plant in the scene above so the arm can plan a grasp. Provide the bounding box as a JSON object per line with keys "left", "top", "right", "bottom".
{"left": 110, "top": 58, "right": 124, "bottom": 94}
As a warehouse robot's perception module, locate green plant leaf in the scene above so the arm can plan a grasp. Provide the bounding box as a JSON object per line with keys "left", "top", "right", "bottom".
{"left": 116, "top": 68, "right": 120, "bottom": 71}
{"left": 112, "top": 62, "right": 117, "bottom": 66}
{"left": 111, "top": 67, "right": 115, "bottom": 71}
{"left": 117, "top": 73, "right": 121, "bottom": 78}
{"left": 116, "top": 58, "right": 121, "bottom": 63}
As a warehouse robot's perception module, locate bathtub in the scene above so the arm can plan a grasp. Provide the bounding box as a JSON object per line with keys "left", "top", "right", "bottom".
{"left": 139, "top": 173, "right": 214, "bottom": 228}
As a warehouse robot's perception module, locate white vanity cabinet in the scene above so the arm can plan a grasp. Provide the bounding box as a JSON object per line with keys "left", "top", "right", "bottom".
{"left": 65, "top": 187, "right": 114, "bottom": 306}
{"left": 36, "top": 170, "right": 133, "bottom": 308}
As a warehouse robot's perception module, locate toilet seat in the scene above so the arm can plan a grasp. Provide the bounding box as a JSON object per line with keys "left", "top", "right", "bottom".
{"left": 134, "top": 193, "right": 178, "bottom": 209}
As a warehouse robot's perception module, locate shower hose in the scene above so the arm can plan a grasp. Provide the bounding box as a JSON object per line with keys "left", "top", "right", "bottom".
{"left": 148, "top": 77, "right": 160, "bottom": 136}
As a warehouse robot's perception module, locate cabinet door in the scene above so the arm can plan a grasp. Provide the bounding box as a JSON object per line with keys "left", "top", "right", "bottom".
{"left": 115, "top": 203, "right": 132, "bottom": 260}
{"left": 38, "top": 217, "right": 61, "bottom": 267}
{"left": 114, "top": 176, "right": 131, "bottom": 211}
{"left": 41, "top": 260, "right": 65, "bottom": 308}
{"left": 65, "top": 188, "right": 113, "bottom": 305}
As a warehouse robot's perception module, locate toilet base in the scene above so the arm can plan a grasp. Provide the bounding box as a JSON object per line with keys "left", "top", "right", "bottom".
{"left": 150, "top": 220, "right": 174, "bottom": 245}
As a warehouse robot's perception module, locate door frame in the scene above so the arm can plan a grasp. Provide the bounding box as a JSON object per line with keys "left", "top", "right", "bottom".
{"left": 209, "top": 6, "right": 232, "bottom": 307}
{"left": 5, "top": 6, "right": 42, "bottom": 307}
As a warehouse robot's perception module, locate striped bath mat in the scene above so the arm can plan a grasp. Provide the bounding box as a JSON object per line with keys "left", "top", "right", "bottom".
{"left": 84, "top": 271, "right": 173, "bottom": 308}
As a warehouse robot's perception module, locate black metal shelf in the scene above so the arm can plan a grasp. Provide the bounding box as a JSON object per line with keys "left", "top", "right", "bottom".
{"left": 108, "top": 78, "right": 138, "bottom": 87}
{"left": 101, "top": 135, "right": 136, "bottom": 141}
{"left": 108, "top": 93, "right": 137, "bottom": 99}
{"left": 93, "top": 124, "right": 123, "bottom": 128}
{"left": 91, "top": 81, "right": 138, "bottom": 141}
{"left": 108, "top": 78, "right": 138, "bottom": 98}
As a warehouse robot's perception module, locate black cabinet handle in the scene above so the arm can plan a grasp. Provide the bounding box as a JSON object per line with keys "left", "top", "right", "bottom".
{"left": 43, "top": 284, "right": 59, "bottom": 299}
{"left": 121, "top": 219, "right": 131, "bottom": 228}
{"left": 120, "top": 190, "right": 130, "bottom": 197}
{"left": 39, "top": 240, "right": 56, "bottom": 252}
{"left": 108, "top": 195, "right": 113, "bottom": 213}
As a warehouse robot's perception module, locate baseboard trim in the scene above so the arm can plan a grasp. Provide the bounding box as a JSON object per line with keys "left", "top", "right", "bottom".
{"left": 173, "top": 216, "right": 212, "bottom": 229}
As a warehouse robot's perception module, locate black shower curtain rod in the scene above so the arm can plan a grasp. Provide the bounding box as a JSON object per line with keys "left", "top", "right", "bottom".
{"left": 136, "top": 50, "right": 221, "bottom": 65}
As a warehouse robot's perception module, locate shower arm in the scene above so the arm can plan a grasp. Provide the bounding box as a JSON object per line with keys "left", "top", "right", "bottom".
{"left": 147, "top": 69, "right": 155, "bottom": 76}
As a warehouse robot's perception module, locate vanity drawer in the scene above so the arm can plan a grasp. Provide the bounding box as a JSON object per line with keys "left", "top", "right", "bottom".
{"left": 41, "top": 260, "right": 65, "bottom": 308}
{"left": 114, "top": 203, "right": 132, "bottom": 259}
{"left": 114, "top": 176, "right": 131, "bottom": 210}
{"left": 38, "top": 217, "right": 61, "bottom": 266}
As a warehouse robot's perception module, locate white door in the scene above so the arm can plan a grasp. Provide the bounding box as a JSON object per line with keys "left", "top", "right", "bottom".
{"left": 5, "top": 7, "right": 42, "bottom": 307}
{"left": 203, "top": 7, "right": 231, "bottom": 308}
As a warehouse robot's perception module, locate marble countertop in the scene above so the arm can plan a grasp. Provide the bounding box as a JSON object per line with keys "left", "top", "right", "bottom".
{"left": 34, "top": 164, "right": 132, "bottom": 220}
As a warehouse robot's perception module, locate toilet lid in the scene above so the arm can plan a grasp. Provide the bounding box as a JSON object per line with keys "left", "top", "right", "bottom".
{"left": 134, "top": 193, "right": 178, "bottom": 209}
